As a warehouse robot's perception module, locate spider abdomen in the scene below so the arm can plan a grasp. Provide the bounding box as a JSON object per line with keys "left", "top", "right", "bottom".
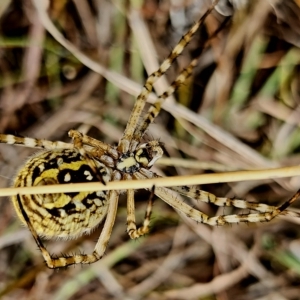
{"left": 11, "top": 149, "right": 111, "bottom": 239}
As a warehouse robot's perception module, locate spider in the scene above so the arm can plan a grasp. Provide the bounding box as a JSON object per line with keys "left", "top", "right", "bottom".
{"left": 0, "top": 3, "right": 299, "bottom": 269}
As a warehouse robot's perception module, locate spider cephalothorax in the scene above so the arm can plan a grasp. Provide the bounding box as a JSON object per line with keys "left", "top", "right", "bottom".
{"left": 117, "top": 141, "right": 163, "bottom": 172}
{"left": 135, "top": 141, "right": 164, "bottom": 168}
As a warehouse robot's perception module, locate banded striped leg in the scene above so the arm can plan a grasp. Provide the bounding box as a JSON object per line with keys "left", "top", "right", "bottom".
{"left": 17, "top": 190, "right": 119, "bottom": 268}
{"left": 68, "top": 130, "right": 118, "bottom": 159}
{"left": 130, "top": 13, "right": 230, "bottom": 150}
{"left": 169, "top": 185, "right": 300, "bottom": 218}
{"left": 135, "top": 171, "right": 300, "bottom": 225}
{"left": 130, "top": 8, "right": 228, "bottom": 148}
{"left": 155, "top": 187, "right": 300, "bottom": 226}
{"left": 126, "top": 186, "right": 155, "bottom": 239}
{"left": 118, "top": 2, "right": 217, "bottom": 153}
{"left": 0, "top": 134, "right": 73, "bottom": 150}
{"left": 130, "top": 58, "right": 199, "bottom": 150}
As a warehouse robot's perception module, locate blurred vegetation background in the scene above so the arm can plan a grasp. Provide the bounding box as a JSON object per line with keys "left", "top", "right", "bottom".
{"left": 1, "top": 0, "right": 300, "bottom": 299}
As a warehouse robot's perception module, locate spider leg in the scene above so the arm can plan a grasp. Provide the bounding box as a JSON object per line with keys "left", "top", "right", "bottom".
{"left": 168, "top": 185, "right": 300, "bottom": 218}
{"left": 169, "top": 185, "right": 280, "bottom": 213}
{"left": 155, "top": 187, "right": 300, "bottom": 226}
{"left": 130, "top": 6, "right": 228, "bottom": 149}
{"left": 68, "top": 130, "right": 118, "bottom": 158}
{"left": 0, "top": 134, "right": 73, "bottom": 150}
{"left": 16, "top": 194, "right": 54, "bottom": 267}
{"left": 126, "top": 187, "right": 155, "bottom": 239}
{"left": 135, "top": 170, "right": 300, "bottom": 226}
{"left": 118, "top": 2, "right": 217, "bottom": 153}
{"left": 93, "top": 190, "right": 119, "bottom": 261}
{"left": 150, "top": 172, "right": 300, "bottom": 217}
{"left": 130, "top": 58, "right": 199, "bottom": 150}
{"left": 17, "top": 190, "right": 119, "bottom": 268}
